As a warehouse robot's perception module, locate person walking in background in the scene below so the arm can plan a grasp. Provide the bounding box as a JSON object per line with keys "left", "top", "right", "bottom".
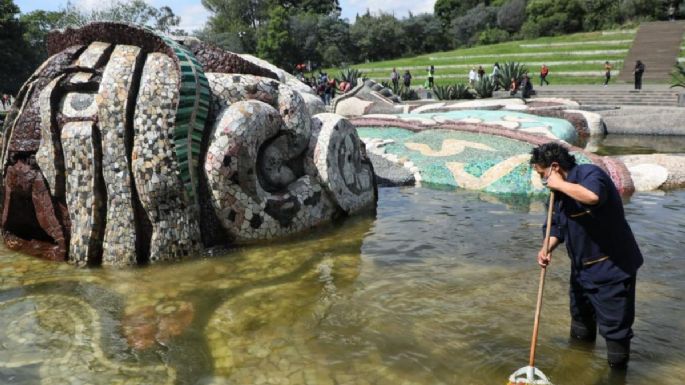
{"left": 520, "top": 73, "right": 533, "bottom": 102}
{"left": 403, "top": 70, "right": 412, "bottom": 88}
{"left": 469, "top": 67, "right": 478, "bottom": 86}
{"left": 668, "top": 3, "right": 676, "bottom": 21}
{"left": 477, "top": 65, "right": 485, "bottom": 81}
{"left": 492, "top": 62, "right": 501, "bottom": 90}
{"left": 391, "top": 67, "right": 399, "bottom": 89}
{"left": 633, "top": 60, "right": 645, "bottom": 90}
{"left": 540, "top": 64, "right": 550, "bottom": 86}
{"left": 327, "top": 77, "right": 336, "bottom": 102}
{"left": 427, "top": 65, "right": 435, "bottom": 88}
{"left": 604, "top": 61, "right": 613, "bottom": 87}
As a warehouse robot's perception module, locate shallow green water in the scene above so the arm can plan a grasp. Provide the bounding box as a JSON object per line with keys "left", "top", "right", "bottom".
{"left": 590, "top": 134, "right": 685, "bottom": 156}
{"left": 1, "top": 188, "right": 684, "bottom": 385}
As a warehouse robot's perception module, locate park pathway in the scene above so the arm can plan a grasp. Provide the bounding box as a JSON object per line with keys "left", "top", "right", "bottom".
{"left": 617, "top": 21, "right": 685, "bottom": 83}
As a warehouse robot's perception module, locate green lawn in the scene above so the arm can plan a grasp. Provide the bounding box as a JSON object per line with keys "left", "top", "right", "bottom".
{"left": 324, "top": 29, "right": 638, "bottom": 85}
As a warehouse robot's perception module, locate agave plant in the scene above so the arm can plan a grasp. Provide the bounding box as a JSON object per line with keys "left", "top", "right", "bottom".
{"left": 671, "top": 62, "right": 685, "bottom": 89}
{"left": 432, "top": 83, "right": 474, "bottom": 100}
{"left": 452, "top": 83, "right": 475, "bottom": 99}
{"left": 381, "top": 80, "right": 402, "bottom": 95}
{"left": 398, "top": 85, "right": 419, "bottom": 101}
{"left": 432, "top": 84, "right": 452, "bottom": 100}
{"left": 498, "top": 61, "right": 528, "bottom": 91}
{"left": 339, "top": 68, "right": 365, "bottom": 88}
{"left": 474, "top": 75, "right": 495, "bottom": 98}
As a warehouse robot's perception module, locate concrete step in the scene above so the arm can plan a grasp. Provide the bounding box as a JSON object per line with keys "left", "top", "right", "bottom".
{"left": 618, "top": 21, "right": 685, "bottom": 82}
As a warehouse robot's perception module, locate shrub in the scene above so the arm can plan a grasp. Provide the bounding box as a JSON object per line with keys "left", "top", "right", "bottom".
{"left": 497, "top": 0, "right": 527, "bottom": 32}
{"left": 474, "top": 75, "right": 496, "bottom": 98}
{"left": 452, "top": 83, "right": 475, "bottom": 99}
{"left": 432, "top": 83, "right": 475, "bottom": 100}
{"left": 498, "top": 61, "right": 528, "bottom": 90}
{"left": 521, "top": 0, "right": 586, "bottom": 38}
{"left": 381, "top": 80, "right": 402, "bottom": 96}
{"left": 398, "top": 85, "right": 420, "bottom": 101}
{"left": 432, "top": 84, "right": 453, "bottom": 100}
{"left": 478, "top": 28, "right": 510, "bottom": 45}
{"left": 450, "top": 4, "right": 499, "bottom": 46}
{"left": 339, "top": 68, "right": 365, "bottom": 87}
{"left": 671, "top": 63, "right": 685, "bottom": 89}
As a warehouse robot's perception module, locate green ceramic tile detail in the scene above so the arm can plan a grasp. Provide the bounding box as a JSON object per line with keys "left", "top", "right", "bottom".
{"left": 149, "top": 28, "right": 211, "bottom": 207}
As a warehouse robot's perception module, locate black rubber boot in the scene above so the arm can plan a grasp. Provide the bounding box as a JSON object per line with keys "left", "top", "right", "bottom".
{"left": 606, "top": 338, "right": 630, "bottom": 369}
{"left": 570, "top": 319, "right": 596, "bottom": 342}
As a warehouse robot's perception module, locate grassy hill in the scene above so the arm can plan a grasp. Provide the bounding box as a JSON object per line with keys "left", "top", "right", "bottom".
{"left": 325, "top": 29, "right": 640, "bottom": 86}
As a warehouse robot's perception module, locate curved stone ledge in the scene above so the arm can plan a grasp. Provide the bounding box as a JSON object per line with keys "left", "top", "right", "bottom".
{"left": 616, "top": 154, "right": 685, "bottom": 191}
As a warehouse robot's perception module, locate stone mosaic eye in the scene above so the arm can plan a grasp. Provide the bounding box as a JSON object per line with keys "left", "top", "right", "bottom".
{"left": 61, "top": 93, "right": 98, "bottom": 118}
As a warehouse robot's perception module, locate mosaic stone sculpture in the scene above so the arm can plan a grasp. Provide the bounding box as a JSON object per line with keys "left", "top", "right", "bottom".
{"left": 0, "top": 22, "right": 376, "bottom": 266}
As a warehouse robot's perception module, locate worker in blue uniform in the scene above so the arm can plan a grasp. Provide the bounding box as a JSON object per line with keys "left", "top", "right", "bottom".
{"left": 529, "top": 142, "right": 643, "bottom": 369}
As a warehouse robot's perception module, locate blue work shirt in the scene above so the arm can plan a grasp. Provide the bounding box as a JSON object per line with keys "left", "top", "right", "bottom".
{"left": 546, "top": 164, "right": 643, "bottom": 288}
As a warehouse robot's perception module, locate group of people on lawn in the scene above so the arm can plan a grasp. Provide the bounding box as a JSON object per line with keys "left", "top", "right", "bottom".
{"left": 389, "top": 59, "right": 647, "bottom": 98}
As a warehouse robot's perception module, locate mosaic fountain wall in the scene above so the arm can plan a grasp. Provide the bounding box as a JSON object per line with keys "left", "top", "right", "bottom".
{"left": 0, "top": 22, "right": 376, "bottom": 266}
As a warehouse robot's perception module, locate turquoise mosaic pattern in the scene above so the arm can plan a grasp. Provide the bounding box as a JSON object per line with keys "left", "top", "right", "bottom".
{"left": 152, "top": 29, "right": 211, "bottom": 205}
{"left": 358, "top": 127, "right": 591, "bottom": 194}
{"left": 401, "top": 110, "right": 578, "bottom": 144}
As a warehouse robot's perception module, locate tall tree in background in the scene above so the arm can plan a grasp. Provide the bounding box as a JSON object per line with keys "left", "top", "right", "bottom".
{"left": 280, "top": 0, "right": 340, "bottom": 13}
{"left": 315, "top": 11, "right": 353, "bottom": 67}
{"left": 521, "top": 0, "right": 585, "bottom": 37}
{"left": 0, "top": 0, "right": 35, "bottom": 94}
{"left": 257, "top": 5, "right": 294, "bottom": 68}
{"left": 350, "top": 12, "right": 405, "bottom": 62}
{"left": 20, "top": 9, "right": 64, "bottom": 61}
{"left": 58, "top": 0, "right": 182, "bottom": 33}
{"left": 201, "top": 0, "right": 339, "bottom": 53}
{"left": 201, "top": 0, "right": 263, "bottom": 52}
{"left": 434, "top": 0, "right": 488, "bottom": 27}
{"left": 402, "top": 13, "right": 451, "bottom": 54}
{"left": 450, "top": 4, "right": 498, "bottom": 46}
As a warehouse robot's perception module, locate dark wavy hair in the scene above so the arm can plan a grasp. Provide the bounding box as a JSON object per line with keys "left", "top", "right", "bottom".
{"left": 529, "top": 142, "right": 577, "bottom": 170}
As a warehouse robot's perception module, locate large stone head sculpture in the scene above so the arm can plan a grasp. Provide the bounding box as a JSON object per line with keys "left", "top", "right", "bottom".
{"left": 1, "top": 22, "right": 376, "bottom": 267}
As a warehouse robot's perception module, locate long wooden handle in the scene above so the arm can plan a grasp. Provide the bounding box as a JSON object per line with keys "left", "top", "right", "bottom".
{"left": 529, "top": 191, "right": 555, "bottom": 367}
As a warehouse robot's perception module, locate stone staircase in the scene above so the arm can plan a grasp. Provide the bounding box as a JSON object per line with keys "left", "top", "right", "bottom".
{"left": 534, "top": 88, "right": 682, "bottom": 106}
{"left": 618, "top": 21, "right": 685, "bottom": 82}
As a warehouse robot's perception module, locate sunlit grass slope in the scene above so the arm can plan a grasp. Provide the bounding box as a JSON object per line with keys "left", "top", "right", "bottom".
{"left": 326, "top": 29, "right": 638, "bottom": 86}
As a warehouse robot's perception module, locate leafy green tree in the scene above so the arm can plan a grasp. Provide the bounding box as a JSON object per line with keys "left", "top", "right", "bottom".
{"left": 434, "top": 0, "right": 490, "bottom": 27}
{"left": 497, "top": 0, "right": 527, "bottom": 32}
{"left": 257, "top": 5, "right": 294, "bottom": 69}
{"left": 618, "top": 0, "right": 669, "bottom": 21}
{"left": 521, "top": 0, "right": 585, "bottom": 38}
{"left": 58, "top": 0, "right": 181, "bottom": 33}
{"left": 0, "top": 0, "right": 36, "bottom": 94}
{"left": 350, "top": 12, "right": 405, "bottom": 62}
{"left": 201, "top": 0, "right": 340, "bottom": 55}
{"left": 401, "top": 13, "right": 451, "bottom": 55}
{"left": 314, "top": 12, "right": 353, "bottom": 67}
{"left": 20, "top": 10, "right": 64, "bottom": 62}
{"left": 280, "top": 0, "right": 340, "bottom": 14}
{"left": 289, "top": 11, "right": 322, "bottom": 65}
{"left": 450, "top": 4, "right": 499, "bottom": 47}
{"left": 581, "top": 0, "right": 621, "bottom": 30}
{"left": 478, "top": 27, "right": 510, "bottom": 45}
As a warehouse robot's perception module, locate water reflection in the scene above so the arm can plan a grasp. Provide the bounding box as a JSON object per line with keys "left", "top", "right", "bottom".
{"left": 586, "top": 134, "right": 685, "bottom": 156}
{"left": 1, "top": 188, "right": 684, "bottom": 385}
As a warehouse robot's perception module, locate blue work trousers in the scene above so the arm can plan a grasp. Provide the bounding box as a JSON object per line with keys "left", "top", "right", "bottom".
{"left": 570, "top": 272, "right": 636, "bottom": 342}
